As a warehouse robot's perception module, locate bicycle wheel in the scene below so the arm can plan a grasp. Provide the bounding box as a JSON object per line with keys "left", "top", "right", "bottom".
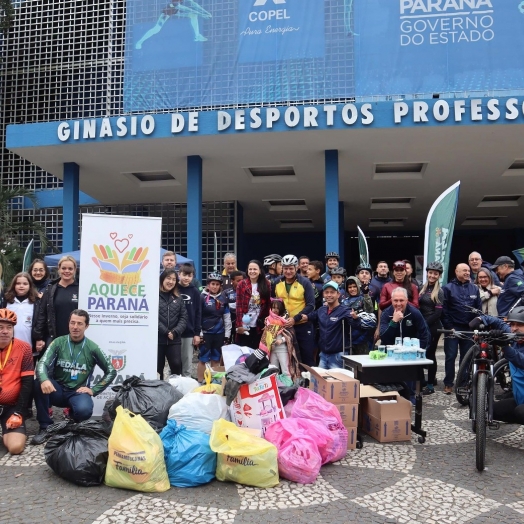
{"left": 455, "top": 345, "right": 476, "bottom": 406}
{"left": 476, "top": 373, "right": 487, "bottom": 472}
{"left": 493, "top": 358, "right": 512, "bottom": 399}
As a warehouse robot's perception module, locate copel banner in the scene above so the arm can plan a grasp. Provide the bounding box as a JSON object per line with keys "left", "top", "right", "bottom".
{"left": 79, "top": 214, "right": 161, "bottom": 414}
{"left": 354, "top": 0, "right": 524, "bottom": 97}
{"left": 124, "top": 0, "right": 355, "bottom": 111}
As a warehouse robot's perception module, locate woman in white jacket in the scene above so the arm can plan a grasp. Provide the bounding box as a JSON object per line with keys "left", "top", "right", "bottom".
{"left": 476, "top": 268, "right": 501, "bottom": 317}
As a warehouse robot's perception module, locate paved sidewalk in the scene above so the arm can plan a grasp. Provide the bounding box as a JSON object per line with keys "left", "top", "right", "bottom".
{"left": 1, "top": 348, "right": 524, "bottom": 524}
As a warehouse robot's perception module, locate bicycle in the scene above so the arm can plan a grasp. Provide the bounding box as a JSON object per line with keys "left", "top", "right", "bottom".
{"left": 438, "top": 328, "right": 521, "bottom": 471}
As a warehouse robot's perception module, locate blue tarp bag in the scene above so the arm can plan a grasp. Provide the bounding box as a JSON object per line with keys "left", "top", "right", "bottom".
{"left": 160, "top": 419, "right": 216, "bottom": 487}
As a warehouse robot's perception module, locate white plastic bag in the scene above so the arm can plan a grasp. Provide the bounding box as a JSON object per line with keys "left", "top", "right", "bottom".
{"left": 168, "top": 393, "right": 227, "bottom": 434}
{"left": 168, "top": 375, "right": 200, "bottom": 396}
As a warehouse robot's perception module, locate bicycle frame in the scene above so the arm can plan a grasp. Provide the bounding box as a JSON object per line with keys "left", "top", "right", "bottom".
{"left": 470, "top": 345, "right": 495, "bottom": 426}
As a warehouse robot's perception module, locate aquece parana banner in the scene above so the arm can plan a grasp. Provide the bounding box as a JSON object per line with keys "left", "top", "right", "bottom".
{"left": 79, "top": 214, "right": 161, "bottom": 414}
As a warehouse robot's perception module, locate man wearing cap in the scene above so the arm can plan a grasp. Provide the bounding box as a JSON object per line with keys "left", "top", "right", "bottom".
{"left": 0, "top": 309, "right": 34, "bottom": 455}
{"left": 491, "top": 256, "right": 524, "bottom": 317}
{"left": 441, "top": 263, "right": 482, "bottom": 394}
{"left": 302, "top": 281, "right": 355, "bottom": 369}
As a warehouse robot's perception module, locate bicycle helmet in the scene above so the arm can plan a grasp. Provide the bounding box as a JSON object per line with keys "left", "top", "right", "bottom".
{"left": 355, "top": 263, "right": 372, "bottom": 275}
{"left": 507, "top": 306, "right": 524, "bottom": 324}
{"left": 392, "top": 260, "right": 406, "bottom": 271}
{"left": 426, "top": 261, "right": 444, "bottom": 274}
{"left": 325, "top": 252, "right": 340, "bottom": 260}
{"left": 281, "top": 254, "right": 298, "bottom": 267}
{"left": 206, "top": 272, "right": 223, "bottom": 284}
{"left": 330, "top": 267, "right": 347, "bottom": 277}
{"left": 358, "top": 312, "right": 377, "bottom": 330}
{"left": 263, "top": 254, "right": 282, "bottom": 267}
{"left": 0, "top": 309, "right": 17, "bottom": 325}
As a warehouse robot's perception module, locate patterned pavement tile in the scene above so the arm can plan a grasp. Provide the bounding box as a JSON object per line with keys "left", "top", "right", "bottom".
{"left": 335, "top": 442, "right": 417, "bottom": 473}
{"left": 351, "top": 474, "right": 501, "bottom": 524}
{"left": 410, "top": 419, "right": 475, "bottom": 445}
{"left": 492, "top": 425, "right": 524, "bottom": 450}
{"left": 0, "top": 436, "right": 46, "bottom": 467}
{"left": 506, "top": 501, "right": 524, "bottom": 515}
{"left": 92, "top": 494, "right": 237, "bottom": 523}
{"left": 237, "top": 475, "right": 345, "bottom": 511}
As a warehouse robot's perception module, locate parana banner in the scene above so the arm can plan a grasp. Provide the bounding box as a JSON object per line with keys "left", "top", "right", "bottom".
{"left": 124, "top": 1, "right": 524, "bottom": 111}
{"left": 423, "top": 181, "right": 461, "bottom": 285}
{"left": 79, "top": 214, "right": 161, "bottom": 414}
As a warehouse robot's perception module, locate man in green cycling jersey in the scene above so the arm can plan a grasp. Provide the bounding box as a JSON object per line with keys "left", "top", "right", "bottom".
{"left": 31, "top": 309, "right": 116, "bottom": 444}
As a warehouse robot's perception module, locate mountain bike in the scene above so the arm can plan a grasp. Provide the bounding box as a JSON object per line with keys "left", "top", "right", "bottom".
{"left": 439, "top": 329, "right": 520, "bottom": 471}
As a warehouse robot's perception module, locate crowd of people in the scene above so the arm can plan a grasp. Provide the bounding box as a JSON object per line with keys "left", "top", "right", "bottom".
{"left": 0, "top": 248, "right": 523, "bottom": 455}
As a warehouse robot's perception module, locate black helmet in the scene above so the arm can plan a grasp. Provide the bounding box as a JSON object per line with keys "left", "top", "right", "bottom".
{"left": 330, "top": 266, "right": 347, "bottom": 277}
{"left": 507, "top": 306, "right": 524, "bottom": 324}
{"left": 426, "top": 261, "right": 444, "bottom": 274}
{"left": 325, "top": 252, "right": 340, "bottom": 260}
{"left": 356, "top": 263, "right": 372, "bottom": 275}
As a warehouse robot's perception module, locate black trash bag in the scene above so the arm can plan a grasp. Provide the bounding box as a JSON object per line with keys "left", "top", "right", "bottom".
{"left": 108, "top": 375, "right": 183, "bottom": 432}
{"left": 44, "top": 420, "right": 112, "bottom": 487}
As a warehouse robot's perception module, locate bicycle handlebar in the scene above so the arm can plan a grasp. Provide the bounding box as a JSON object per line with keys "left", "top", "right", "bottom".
{"left": 437, "top": 329, "right": 524, "bottom": 340}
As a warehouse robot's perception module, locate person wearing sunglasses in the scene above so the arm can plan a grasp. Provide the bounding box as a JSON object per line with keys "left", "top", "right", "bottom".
{"left": 0, "top": 309, "right": 34, "bottom": 455}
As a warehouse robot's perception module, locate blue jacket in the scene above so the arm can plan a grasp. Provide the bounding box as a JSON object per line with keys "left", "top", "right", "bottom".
{"left": 478, "top": 315, "right": 524, "bottom": 405}
{"left": 442, "top": 279, "right": 482, "bottom": 329}
{"left": 308, "top": 304, "right": 355, "bottom": 355}
{"left": 497, "top": 268, "right": 524, "bottom": 317}
{"left": 379, "top": 304, "right": 431, "bottom": 349}
{"left": 371, "top": 274, "right": 391, "bottom": 296}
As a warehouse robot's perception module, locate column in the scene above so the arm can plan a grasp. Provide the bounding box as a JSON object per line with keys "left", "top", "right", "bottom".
{"left": 187, "top": 155, "right": 203, "bottom": 281}
{"left": 325, "top": 150, "right": 342, "bottom": 261}
{"left": 338, "top": 201, "right": 345, "bottom": 268}
{"left": 62, "top": 162, "right": 79, "bottom": 252}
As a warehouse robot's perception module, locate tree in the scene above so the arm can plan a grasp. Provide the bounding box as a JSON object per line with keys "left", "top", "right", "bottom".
{"left": 0, "top": 186, "right": 49, "bottom": 283}
{"left": 0, "top": 0, "right": 14, "bottom": 34}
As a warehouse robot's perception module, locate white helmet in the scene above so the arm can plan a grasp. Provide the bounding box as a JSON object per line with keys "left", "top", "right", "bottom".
{"left": 281, "top": 254, "right": 298, "bottom": 267}
{"left": 358, "top": 312, "right": 377, "bottom": 330}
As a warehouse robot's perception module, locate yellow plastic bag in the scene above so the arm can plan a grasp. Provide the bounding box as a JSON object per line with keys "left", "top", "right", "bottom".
{"left": 105, "top": 406, "right": 170, "bottom": 493}
{"left": 193, "top": 368, "right": 223, "bottom": 396}
{"left": 209, "top": 419, "right": 279, "bottom": 488}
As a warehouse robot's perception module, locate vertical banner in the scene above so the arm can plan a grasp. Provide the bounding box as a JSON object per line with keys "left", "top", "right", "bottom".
{"left": 513, "top": 247, "right": 524, "bottom": 269}
{"left": 357, "top": 225, "right": 369, "bottom": 266}
{"left": 423, "top": 181, "right": 461, "bottom": 285}
{"left": 79, "top": 214, "right": 162, "bottom": 414}
{"left": 22, "top": 239, "right": 34, "bottom": 272}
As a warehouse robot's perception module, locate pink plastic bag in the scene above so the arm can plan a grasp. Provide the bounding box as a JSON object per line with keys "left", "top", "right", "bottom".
{"left": 283, "top": 399, "right": 295, "bottom": 418}
{"left": 264, "top": 419, "right": 322, "bottom": 483}
{"left": 289, "top": 387, "right": 348, "bottom": 463}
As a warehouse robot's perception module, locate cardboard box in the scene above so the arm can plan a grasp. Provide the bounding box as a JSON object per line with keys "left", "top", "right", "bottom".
{"left": 361, "top": 395, "right": 412, "bottom": 443}
{"left": 336, "top": 403, "right": 359, "bottom": 428}
{"left": 346, "top": 427, "right": 358, "bottom": 450}
{"left": 229, "top": 374, "right": 285, "bottom": 436}
{"left": 302, "top": 365, "right": 360, "bottom": 404}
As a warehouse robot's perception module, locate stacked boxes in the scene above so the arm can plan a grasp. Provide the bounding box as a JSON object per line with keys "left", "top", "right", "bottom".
{"left": 302, "top": 366, "right": 360, "bottom": 450}
{"left": 360, "top": 386, "right": 412, "bottom": 443}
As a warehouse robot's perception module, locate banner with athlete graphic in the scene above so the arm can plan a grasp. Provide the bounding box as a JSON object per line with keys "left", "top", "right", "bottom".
{"left": 79, "top": 214, "right": 162, "bottom": 414}
{"left": 124, "top": 0, "right": 355, "bottom": 111}
{"left": 125, "top": 1, "right": 524, "bottom": 111}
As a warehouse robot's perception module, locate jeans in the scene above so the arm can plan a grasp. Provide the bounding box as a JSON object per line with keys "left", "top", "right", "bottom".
{"left": 34, "top": 378, "right": 94, "bottom": 430}
{"left": 294, "top": 322, "right": 315, "bottom": 367}
{"left": 180, "top": 337, "right": 194, "bottom": 378}
{"left": 270, "top": 344, "right": 290, "bottom": 377}
{"left": 319, "top": 351, "right": 343, "bottom": 370}
{"left": 444, "top": 334, "right": 474, "bottom": 387}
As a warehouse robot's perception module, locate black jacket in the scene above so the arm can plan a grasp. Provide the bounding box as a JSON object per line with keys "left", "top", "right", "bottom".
{"left": 158, "top": 291, "right": 188, "bottom": 345}
{"left": 33, "top": 278, "right": 79, "bottom": 343}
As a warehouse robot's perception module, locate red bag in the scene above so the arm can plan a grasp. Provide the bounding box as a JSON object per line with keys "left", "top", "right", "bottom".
{"left": 289, "top": 387, "right": 348, "bottom": 463}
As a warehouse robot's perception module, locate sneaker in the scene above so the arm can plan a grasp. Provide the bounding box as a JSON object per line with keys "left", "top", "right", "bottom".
{"left": 444, "top": 385, "right": 453, "bottom": 395}
{"left": 63, "top": 408, "right": 71, "bottom": 420}
{"left": 433, "top": 379, "right": 438, "bottom": 386}
{"left": 422, "top": 386, "right": 435, "bottom": 395}
{"left": 48, "top": 408, "right": 53, "bottom": 417}
{"left": 30, "top": 429, "right": 50, "bottom": 446}
{"left": 26, "top": 409, "right": 34, "bottom": 419}
{"left": 495, "top": 390, "right": 514, "bottom": 401}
